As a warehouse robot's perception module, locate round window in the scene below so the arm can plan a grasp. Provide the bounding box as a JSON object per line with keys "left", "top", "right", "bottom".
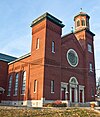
{"left": 67, "top": 49, "right": 78, "bottom": 67}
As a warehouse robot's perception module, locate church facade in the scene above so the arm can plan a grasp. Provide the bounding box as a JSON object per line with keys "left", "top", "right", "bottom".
{"left": 0, "top": 11, "right": 96, "bottom": 107}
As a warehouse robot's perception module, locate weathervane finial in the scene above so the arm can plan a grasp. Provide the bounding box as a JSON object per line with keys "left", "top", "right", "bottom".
{"left": 80, "top": 8, "right": 82, "bottom": 12}
{"left": 71, "top": 27, "right": 73, "bottom": 33}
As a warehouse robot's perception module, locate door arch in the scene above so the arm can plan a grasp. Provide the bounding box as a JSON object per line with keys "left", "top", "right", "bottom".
{"left": 69, "top": 77, "right": 78, "bottom": 103}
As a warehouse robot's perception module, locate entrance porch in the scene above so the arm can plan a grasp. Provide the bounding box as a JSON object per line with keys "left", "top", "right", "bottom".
{"left": 61, "top": 77, "right": 85, "bottom": 104}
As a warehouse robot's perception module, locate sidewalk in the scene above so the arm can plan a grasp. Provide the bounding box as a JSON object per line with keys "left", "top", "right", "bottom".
{"left": 95, "top": 107, "right": 100, "bottom": 111}
{"left": 94, "top": 107, "right": 100, "bottom": 114}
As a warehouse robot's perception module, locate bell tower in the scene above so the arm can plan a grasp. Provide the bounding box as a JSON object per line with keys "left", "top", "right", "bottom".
{"left": 74, "top": 10, "right": 90, "bottom": 32}
{"left": 74, "top": 10, "right": 93, "bottom": 50}
{"left": 74, "top": 11, "right": 96, "bottom": 102}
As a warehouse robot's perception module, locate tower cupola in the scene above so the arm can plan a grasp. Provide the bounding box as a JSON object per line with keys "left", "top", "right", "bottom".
{"left": 74, "top": 10, "right": 90, "bottom": 32}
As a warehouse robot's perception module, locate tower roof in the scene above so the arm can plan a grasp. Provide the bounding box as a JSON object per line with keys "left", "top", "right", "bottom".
{"left": 31, "top": 12, "right": 65, "bottom": 28}
{"left": 74, "top": 11, "right": 90, "bottom": 21}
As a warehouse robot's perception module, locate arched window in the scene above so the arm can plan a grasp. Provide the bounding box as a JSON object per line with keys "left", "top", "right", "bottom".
{"left": 52, "top": 41, "right": 55, "bottom": 53}
{"left": 81, "top": 19, "right": 85, "bottom": 26}
{"left": 86, "top": 19, "right": 89, "bottom": 27}
{"left": 89, "top": 63, "right": 93, "bottom": 72}
{"left": 36, "top": 38, "right": 39, "bottom": 49}
{"left": 14, "top": 73, "right": 19, "bottom": 95}
{"left": 88, "top": 43, "right": 92, "bottom": 53}
{"left": 8, "top": 75, "right": 12, "bottom": 96}
{"left": 34, "top": 80, "right": 37, "bottom": 93}
{"left": 21, "top": 71, "right": 26, "bottom": 94}
{"left": 51, "top": 80, "right": 54, "bottom": 93}
{"left": 91, "top": 87, "right": 94, "bottom": 97}
{"left": 76, "top": 20, "right": 80, "bottom": 27}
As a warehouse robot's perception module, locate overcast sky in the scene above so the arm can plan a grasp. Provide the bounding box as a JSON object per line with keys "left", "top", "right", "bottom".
{"left": 0, "top": 0, "right": 100, "bottom": 80}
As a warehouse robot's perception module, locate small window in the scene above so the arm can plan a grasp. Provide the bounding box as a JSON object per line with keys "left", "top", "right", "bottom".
{"left": 14, "top": 73, "right": 19, "bottom": 95}
{"left": 86, "top": 19, "right": 89, "bottom": 27}
{"left": 89, "top": 63, "right": 93, "bottom": 72}
{"left": 36, "top": 38, "right": 39, "bottom": 49}
{"left": 51, "top": 80, "right": 54, "bottom": 93}
{"left": 77, "top": 20, "right": 80, "bottom": 27}
{"left": 34, "top": 80, "right": 37, "bottom": 93}
{"left": 81, "top": 19, "right": 85, "bottom": 26}
{"left": 7, "top": 75, "right": 12, "bottom": 96}
{"left": 91, "top": 88, "right": 94, "bottom": 97}
{"left": 88, "top": 44, "right": 92, "bottom": 53}
{"left": 52, "top": 41, "right": 55, "bottom": 53}
{"left": 21, "top": 71, "right": 26, "bottom": 94}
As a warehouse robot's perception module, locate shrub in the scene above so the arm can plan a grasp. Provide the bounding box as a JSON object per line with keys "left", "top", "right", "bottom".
{"left": 44, "top": 100, "right": 67, "bottom": 107}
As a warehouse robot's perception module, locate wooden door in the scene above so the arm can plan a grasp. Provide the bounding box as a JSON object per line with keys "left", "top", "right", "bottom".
{"left": 72, "top": 88, "right": 75, "bottom": 102}
{"left": 0, "top": 94, "right": 2, "bottom": 103}
{"left": 61, "top": 88, "right": 66, "bottom": 100}
{"left": 80, "top": 90, "right": 83, "bottom": 103}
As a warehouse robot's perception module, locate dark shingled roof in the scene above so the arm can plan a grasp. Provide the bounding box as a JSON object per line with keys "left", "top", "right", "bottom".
{"left": 0, "top": 53, "right": 17, "bottom": 63}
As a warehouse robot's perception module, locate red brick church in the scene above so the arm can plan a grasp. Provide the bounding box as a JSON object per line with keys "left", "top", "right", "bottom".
{"left": 0, "top": 11, "right": 96, "bottom": 107}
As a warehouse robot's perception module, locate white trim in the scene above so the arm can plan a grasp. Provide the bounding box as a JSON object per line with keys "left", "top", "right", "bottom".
{"left": 69, "top": 84, "right": 78, "bottom": 102}
{"left": 13, "top": 94, "right": 17, "bottom": 96}
{"left": 1, "top": 98, "right": 44, "bottom": 107}
{"left": 79, "top": 85, "right": 85, "bottom": 103}
{"left": 52, "top": 51, "right": 55, "bottom": 54}
{"left": 70, "top": 87, "right": 72, "bottom": 102}
{"left": 69, "top": 77, "right": 78, "bottom": 103}
{"left": 51, "top": 92, "right": 55, "bottom": 94}
{"left": 61, "top": 82, "right": 68, "bottom": 87}
{"left": 0, "top": 87, "right": 5, "bottom": 92}
{"left": 69, "top": 77, "right": 78, "bottom": 85}
{"left": 61, "top": 82, "right": 68, "bottom": 100}
{"left": 7, "top": 95, "right": 10, "bottom": 96}
{"left": 21, "top": 94, "right": 25, "bottom": 96}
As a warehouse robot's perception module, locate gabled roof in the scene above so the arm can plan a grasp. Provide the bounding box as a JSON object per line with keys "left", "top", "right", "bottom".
{"left": 0, "top": 53, "right": 17, "bottom": 63}
{"left": 61, "top": 32, "right": 73, "bottom": 39}
{"left": 61, "top": 33, "right": 84, "bottom": 54}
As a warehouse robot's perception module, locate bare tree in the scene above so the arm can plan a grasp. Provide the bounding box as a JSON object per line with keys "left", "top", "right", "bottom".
{"left": 96, "top": 77, "right": 100, "bottom": 97}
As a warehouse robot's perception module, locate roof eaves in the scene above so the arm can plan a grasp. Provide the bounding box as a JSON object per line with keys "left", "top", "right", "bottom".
{"left": 0, "top": 53, "right": 17, "bottom": 63}
{"left": 74, "top": 28, "right": 95, "bottom": 36}
{"left": 8, "top": 52, "right": 31, "bottom": 65}
{"left": 61, "top": 32, "right": 73, "bottom": 39}
{"left": 74, "top": 13, "right": 90, "bottom": 21}
{"left": 30, "top": 12, "right": 65, "bottom": 28}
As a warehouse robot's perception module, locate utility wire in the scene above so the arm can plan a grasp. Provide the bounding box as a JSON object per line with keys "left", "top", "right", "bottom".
{"left": 10, "top": 58, "right": 100, "bottom": 71}
{"left": 1, "top": 55, "right": 100, "bottom": 71}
